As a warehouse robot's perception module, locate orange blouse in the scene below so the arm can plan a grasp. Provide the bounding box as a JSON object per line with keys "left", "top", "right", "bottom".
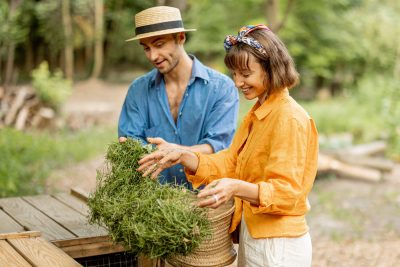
{"left": 186, "top": 89, "right": 318, "bottom": 238}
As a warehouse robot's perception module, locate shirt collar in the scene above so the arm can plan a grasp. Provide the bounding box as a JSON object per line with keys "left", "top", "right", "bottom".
{"left": 151, "top": 55, "right": 210, "bottom": 87}
{"left": 254, "top": 88, "right": 289, "bottom": 120}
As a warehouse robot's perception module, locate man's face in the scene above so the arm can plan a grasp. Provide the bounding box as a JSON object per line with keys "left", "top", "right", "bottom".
{"left": 139, "top": 33, "right": 183, "bottom": 74}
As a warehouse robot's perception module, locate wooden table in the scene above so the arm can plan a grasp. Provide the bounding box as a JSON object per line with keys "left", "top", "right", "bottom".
{"left": 0, "top": 188, "right": 125, "bottom": 258}
{"left": 0, "top": 231, "right": 81, "bottom": 266}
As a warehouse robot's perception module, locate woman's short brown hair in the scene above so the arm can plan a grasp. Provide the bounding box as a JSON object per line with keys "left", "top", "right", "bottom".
{"left": 224, "top": 29, "right": 299, "bottom": 95}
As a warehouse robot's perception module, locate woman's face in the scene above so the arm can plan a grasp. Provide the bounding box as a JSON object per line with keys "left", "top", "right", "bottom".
{"left": 232, "top": 54, "right": 268, "bottom": 104}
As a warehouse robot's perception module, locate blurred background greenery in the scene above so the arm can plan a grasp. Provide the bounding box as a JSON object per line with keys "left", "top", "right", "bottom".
{"left": 0, "top": 0, "right": 399, "bottom": 197}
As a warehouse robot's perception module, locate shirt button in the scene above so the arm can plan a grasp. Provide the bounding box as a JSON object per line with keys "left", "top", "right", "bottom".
{"left": 179, "top": 112, "right": 182, "bottom": 116}
{"left": 185, "top": 93, "right": 188, "bottom": 97}
{"left": 174, "top": 131, "right": 178, "bottom": 135}
{"left": 179, "top": 169, "right": 183, "bottom": 173}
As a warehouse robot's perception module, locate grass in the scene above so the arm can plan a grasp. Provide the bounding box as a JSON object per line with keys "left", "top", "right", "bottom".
{"left": 301, "top": 97, "right": 385, "bottom": 144}
{"left": 0, "top": 126, "right": 116, "bottom": 197}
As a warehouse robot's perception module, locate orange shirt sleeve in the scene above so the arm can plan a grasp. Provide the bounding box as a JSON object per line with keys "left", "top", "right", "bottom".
{"left": 185, "top": 114, "right": 254, "bottom": 189}
{"left": 185, "top": 149, "right": 236, "bottom": 189}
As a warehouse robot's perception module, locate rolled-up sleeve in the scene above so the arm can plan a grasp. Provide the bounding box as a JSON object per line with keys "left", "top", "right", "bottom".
{"left": 198, "top": 79, "right": 239, "bottom": 152}
{"left": 186, "top": 148, "right": 237, "bottom": 189}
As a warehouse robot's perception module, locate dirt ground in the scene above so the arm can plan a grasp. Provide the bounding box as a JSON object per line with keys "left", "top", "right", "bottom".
{"left": 47, "top": 79, "right": 400, "bottom": 267}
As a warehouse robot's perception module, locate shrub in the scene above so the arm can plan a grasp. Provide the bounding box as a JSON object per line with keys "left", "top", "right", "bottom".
{"left": 31, "top": 61, "right": 72, "bottom": 110}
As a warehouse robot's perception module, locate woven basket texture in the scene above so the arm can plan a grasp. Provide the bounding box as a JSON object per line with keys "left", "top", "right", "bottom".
{"left": 167, "top": 200, "right": 236, "bottom": 267}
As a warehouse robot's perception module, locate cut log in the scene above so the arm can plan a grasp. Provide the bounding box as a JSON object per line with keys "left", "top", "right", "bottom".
{"left": 39, "top": 107, "right": 55, "bottom": 119}
{"left": 318, "top": 154, "right": 381, "bottom": 182}
{"left": 4, "top": 87, "right": 29, "bottom": 125}
{"left": 338, "top": 141, "right": 387, "bottom": 157}
{"left": 336, "top": 155, "right": 395, "bottom": 173}
{"left": 15, "top": 106, "right": 29, "bottom": 130}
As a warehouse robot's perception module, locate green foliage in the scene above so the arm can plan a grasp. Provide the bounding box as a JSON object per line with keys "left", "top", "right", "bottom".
{"left": 31, "top": 62, "right": 72, "bottom": 110}
{"left": 185, "top": 0, "right": 265, "bottom": 60}
{"left": 302, "top": 73, "right": 400, "bottom": 158}
{"left": 88, "top": 138, "right": 211, "bottom": 259}
{"left": 0, "top": 126, "right": 116, "bottom": 197}
{"left": 34, "top": 0, "right": 65, "bottom": 54}
{"left": 302, "top": 97, "right": 384, "bottom": 143}
{"left": 103, "top": 0, "right": 155, "bottom": 69}
{"left": 355, "top": 75, "right": 400, "bottom": 158}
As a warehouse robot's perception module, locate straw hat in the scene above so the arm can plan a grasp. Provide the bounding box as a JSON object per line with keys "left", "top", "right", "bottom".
{"left": 126, "top": 6, "right": 196, "bottom": 41}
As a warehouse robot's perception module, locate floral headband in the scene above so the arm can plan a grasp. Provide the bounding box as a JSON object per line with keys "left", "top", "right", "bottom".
{"left": 224, "top": 24, "right": 271, "bottom": 55}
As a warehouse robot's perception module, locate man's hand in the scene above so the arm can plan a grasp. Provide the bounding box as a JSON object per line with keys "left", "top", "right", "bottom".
{"left": 147, "top": 137, "right": 179, "bottom": 150}
{"left": 119, "top": 137, "right": 127, "bottom": 143}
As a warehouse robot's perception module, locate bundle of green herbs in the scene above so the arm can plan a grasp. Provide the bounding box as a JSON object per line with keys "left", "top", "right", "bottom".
{"left": 88, "top": 138, "right": 211, "bottom": 259}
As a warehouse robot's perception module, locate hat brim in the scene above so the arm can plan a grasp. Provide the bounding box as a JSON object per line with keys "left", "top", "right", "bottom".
{"left": 126, "top": 28, "right": 196, "bottom": 42}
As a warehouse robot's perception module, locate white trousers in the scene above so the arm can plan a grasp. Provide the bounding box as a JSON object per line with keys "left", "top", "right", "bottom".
{"left": 237, "top": 219, "right": 312, "bottom": 267}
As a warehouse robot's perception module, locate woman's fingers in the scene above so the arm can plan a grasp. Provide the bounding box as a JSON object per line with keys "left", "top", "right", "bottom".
{"left": 138, "top": 149, "right": 182, "bottom": 178}
{"left": 197, "top": 193, "right": 225, "bottom": 209}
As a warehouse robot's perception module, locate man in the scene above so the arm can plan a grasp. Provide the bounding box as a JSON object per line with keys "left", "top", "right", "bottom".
{"left": 118, "top": 6, "right": 239, "bottom": 189}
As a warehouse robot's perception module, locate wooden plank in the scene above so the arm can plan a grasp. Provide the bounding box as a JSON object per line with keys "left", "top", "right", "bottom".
{"left": 70, "top": 187, "right": 90, "bottom": 202}
{"left": 0, "top": 240, "right": 32, "bottom": 267}
{"left": 0, "top": 197, "right": 75, "bottom": 240}
{"left": 61, "top": 241, "right": 125, "bottom": 259}
{"left": 0, "top": 231, "right": 41, "bottom": 240}
{"left": 53, "top": 235, "right": 111, "bottom": 248}
{"left": 9, "top": 237, "right": 81, "bottom": 266}
{"left": 0, "top": 209, "right": 25, "bottom": 233}
{"left": 23, "top": 195, "right": 107, "bottom": 238}
{"left": 52, "top": 193, "right": 89, "bottom": 216}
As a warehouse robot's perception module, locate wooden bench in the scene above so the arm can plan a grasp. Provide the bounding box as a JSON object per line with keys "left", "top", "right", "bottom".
{"left": 0, "top": 231, "right": 81, "bottom": 266}
{"left": 0, "top": 188, "right": 125, "bottom": 258}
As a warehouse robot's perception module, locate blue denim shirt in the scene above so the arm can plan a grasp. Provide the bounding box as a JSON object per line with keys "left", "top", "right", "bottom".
{"left": 118, "top": 56, "right": 239, "bottom": 188}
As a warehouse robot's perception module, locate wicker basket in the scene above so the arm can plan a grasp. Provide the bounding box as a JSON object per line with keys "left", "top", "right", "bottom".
{"left": 167, "top": 200, "right": 236, "bottom": 267}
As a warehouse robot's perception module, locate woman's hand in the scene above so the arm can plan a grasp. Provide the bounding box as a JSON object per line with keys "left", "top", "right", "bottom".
{"left": 197, "top": 178, "right": 239, "bottom": 209}
{"left": 138, "top": 148, "right": 185, "bottom": 179}
{"left": 137, "top": 137, "right": 199, "bottom": 179}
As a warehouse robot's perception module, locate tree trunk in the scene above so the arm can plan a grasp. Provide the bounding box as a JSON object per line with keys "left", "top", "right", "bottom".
{"left": 62, "top": 0, "right": 74, "bottom": 80}
{"left": 4, "top": 43, "right": 16, "bottom": 86}
{"left": 91, "top": 0, "right": 104, "bottom": 79}
{"left": 157, "top": 0, "right": 187, "bottom": 11}
{"left": 0, "top": 46, "right": 3, "bottom": 84}
{"left": 265, "top": 0, "right": 278, "bottom": 31}
{"left": 25, "top": 38, "right": 34, "bottom": 74}
{"left": 265, "top": 0, "right": 295, "bottom": 33}
{"left": 4, "top": 0, "right": 21, "bottom": 87}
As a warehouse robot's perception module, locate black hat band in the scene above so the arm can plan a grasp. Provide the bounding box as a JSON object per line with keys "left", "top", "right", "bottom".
{"left": 135, "top": 20, "right": 183, "bottom": 35}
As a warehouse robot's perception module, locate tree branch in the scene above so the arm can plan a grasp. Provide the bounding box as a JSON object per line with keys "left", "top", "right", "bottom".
{"left": 275, "top": 0, "right": 295, "bottom": 32}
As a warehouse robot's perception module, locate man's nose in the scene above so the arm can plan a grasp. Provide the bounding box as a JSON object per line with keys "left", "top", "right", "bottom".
{"left": 148, "top": 49, "right": 159, "bottom": 62}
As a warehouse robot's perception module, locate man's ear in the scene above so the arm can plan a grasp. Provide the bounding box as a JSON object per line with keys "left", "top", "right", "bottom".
{"left": 178, "top": 32, "right": 186, "bottom": 44}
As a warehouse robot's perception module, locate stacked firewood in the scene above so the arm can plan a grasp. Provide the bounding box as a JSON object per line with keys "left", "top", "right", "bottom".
{"left": 318, "top": 141, "right": 395, "bottom": 182}
{"left": 0, "top": 86, "right": 56, "bottom": 130}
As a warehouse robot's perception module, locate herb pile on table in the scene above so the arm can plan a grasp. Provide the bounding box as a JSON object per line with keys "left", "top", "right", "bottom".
{"left": 88, "top": 138, "right": 211, "bottom": 259}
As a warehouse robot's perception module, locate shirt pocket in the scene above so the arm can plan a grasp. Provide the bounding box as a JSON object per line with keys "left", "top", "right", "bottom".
{"left": 144, "top": 126, "right": 161, "bottom": 138}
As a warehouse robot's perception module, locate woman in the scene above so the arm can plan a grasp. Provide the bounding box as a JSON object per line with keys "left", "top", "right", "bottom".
{"left": 138, "top": 24, "right": 318, "bottom": 267}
